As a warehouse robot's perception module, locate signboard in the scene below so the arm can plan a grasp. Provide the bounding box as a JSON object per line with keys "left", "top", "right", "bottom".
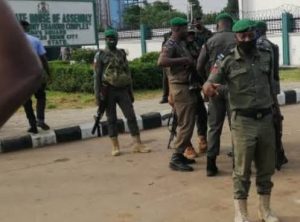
{"left": 8, "top": 0, "right": 98, "bottom": 47}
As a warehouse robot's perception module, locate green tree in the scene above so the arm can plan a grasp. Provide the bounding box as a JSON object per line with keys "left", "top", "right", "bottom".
{"left": 202, "top": 12, "right": 218, "bottom": 25}
{"left": 188, "top": 0, "right": 203, "bottom": 20}
{"left": 123, "top": 1, "right": 186, "bottom": 28}
{"left": 223, "top": 0, "right": 239, "bottom": 17}
{"left": 123, "top": 5, "right": 144, "bottom": 29}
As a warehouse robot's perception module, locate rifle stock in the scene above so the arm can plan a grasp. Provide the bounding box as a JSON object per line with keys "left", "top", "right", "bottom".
{"left": 167, "top": 109, "right": 177, "bottom": 149}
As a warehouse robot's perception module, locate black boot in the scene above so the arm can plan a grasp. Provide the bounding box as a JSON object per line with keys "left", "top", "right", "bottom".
{"left": 37, "top": 121, "right": 50, "bottom": 130}
{"left": 182, "top": 155, "right": 196, "bottom": 165}
{"left": 27, "top": 125, "right": 38, "bottom": 134}
{"left": 159, "top": 97, "right": 168, "bottom": 104}
{"left": 207, "top": 156, "right": 218, "bottom": 177}
{"left": 169, "top": 153, "right": 194, "bottom": 172}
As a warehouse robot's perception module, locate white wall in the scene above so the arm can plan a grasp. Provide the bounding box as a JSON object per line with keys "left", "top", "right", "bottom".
{"left": 86, "top": 35, "right": 300, "bottom": 66}
{"left": 96, "top": 38, "right": 163, "bottom": 61}
{"left": 267, "top": 34, "right": 283, "bottom": 65}
{"left": 289, "top": 33, "right": 300, "bottom": 66}
{"left": 240, "top": 0, "right": 300, "bottom": 12}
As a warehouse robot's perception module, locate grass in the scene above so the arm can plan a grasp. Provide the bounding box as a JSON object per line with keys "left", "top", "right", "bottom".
{"left": 280, "top": 68, "right": 300, "bottom": 82}
{"left": 19, "top": 68, "right": 300, "bottom": 111}
{"left": 44, "top": 89, "right": 162, "bottom": 110}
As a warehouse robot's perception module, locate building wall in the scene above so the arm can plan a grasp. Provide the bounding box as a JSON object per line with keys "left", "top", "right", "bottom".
{"left": 239, "top": 0, "right": 300, "bottom": 12}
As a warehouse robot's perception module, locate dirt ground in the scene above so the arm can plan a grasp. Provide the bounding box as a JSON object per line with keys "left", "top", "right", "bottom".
{"left": 0, "top": 105, "right": 299, "bottom": 222}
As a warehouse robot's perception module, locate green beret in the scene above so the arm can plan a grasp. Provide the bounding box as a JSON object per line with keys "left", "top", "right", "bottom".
{"left": 232, "top": 19, "right": 256, "bottom": 33}
{"left": 216, "top": 12, "right": 233, "bottom": 23}
{"left": 170, "top": 17, "right": 188, "bottom": 26}
{"left": 256, "top": 21, "right": 268, "bottom": 30}
{"left": 104, "top": 29, "right": 118, "bottom": 38}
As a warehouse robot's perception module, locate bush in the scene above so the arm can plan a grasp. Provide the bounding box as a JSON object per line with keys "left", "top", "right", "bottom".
{"left": 49, "top": 52, "right": 163, "bottom": 92}
{"left": 71, "top": 48, "right": 97, "bottom": 64}
{"left": 49, "top": 61, "right": 94, "bottom": 93}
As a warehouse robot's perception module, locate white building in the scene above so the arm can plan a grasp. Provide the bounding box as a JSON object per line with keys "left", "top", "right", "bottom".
{"left": 238, "top": 0, "right": 300, "bottom": 66}
{"left": 239, "top": 0, "right": 300, "bottom": 17}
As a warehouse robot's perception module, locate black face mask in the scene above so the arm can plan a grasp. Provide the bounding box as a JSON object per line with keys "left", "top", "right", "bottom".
{"left": 238, "top": 39, "right": 257, "bottom": 53}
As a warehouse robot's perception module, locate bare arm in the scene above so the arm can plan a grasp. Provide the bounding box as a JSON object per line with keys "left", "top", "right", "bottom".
{"left": 40, "top": 54, "right": 50, "bottom": 77}
{"left": 196, "top": 44, "right": 209, "bottom": 75}
{"left": 157, "top": 47, "right": 192, "bottom": 67}
{"left": 0, "top": 0, "right": 42, "bottom": 127}
{"left": 93, "top": 52, "right": 103, "bottom": 105}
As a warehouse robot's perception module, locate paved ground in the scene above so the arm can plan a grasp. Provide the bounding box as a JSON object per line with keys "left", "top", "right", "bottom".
{"left": 0, "top": 98, "right": 169, "bottom": 139}
{"left": 0, "top": 105, "right": 299, "bottom": 222}
{"left": 1, "top": 82, "right": 300, "bottom": 139}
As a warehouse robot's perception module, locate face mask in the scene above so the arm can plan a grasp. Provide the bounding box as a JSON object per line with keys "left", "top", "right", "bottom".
{"left": 106, "top": 39, "right": 117, "bottom": 49}
{"left": 238, "top": 39, "right": 257, "bottom": 53}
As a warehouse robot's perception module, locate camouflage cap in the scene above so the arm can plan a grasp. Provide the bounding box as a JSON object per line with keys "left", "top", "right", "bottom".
{"left": 232, "top": 19, "right": 256, "bottom": 33}
{"left": 216, "top": 12, "right": 233, "bottom": 23}
{"left": 104, "top": 29, "right": 118, "bottom": 38}
{"left": 170, "top": 17, "right": 188, "bottom": 27}
{"left": 256, "top": 21, "right": 268, "bottom": 30}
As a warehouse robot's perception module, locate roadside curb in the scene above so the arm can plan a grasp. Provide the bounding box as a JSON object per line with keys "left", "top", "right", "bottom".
{"left": 0, "top": 110, "right": 171, "bottom": 153}
{"left": 1, "top": 89, "right": 300, "bottom": 153}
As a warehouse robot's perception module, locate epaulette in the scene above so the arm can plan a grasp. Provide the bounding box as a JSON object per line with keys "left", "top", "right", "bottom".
{"left": 257, "top": 44, "right": 271, "bottom": 52}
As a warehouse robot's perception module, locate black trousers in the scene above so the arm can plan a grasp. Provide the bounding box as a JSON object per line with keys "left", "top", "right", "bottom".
{"left": 196, "top": 92, "right": 207, "bottom": 137}
{"left": 23, "top": 84, "right": 46, "bottom": 127}
{"left": 161, "top": 69, "right": 169, "bottom": 99}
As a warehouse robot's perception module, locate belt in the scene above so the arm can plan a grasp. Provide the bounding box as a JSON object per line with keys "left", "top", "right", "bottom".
{"left": 235, "top": 108, "right": 272, "bottom": 120}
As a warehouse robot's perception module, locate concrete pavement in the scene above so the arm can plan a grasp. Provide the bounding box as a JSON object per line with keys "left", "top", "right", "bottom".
{"left": 0, "top": 105, "right": 299, "bottom": 222}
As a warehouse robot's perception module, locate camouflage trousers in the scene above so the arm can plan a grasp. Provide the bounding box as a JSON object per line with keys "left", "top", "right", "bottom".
{"left": 231, "top": 112, "right": 276, "bottom": 199}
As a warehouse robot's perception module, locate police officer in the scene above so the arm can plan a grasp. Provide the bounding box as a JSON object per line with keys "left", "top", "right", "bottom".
{"left": 192, "top": 16, "right": 213, "bottom": 49}
{"left": 158, "top": 17, "right": 197, "bottom": 172}
{"left": 203, "top": 19, "right": 280, "bottom": 222}
{"left": 20, "top": 20, "right": 51, "bottom": 134}
{"left": 94, "top": 29, "right": 151, "bottom": 156}
{"left": 256, "top": 21, "right": 280, "bottom": 95}
{"left": 197, "top": 13, "right": 236, "bottom": 177}
{"left": 184, "top": 28, "right": 208, "bottom": 156}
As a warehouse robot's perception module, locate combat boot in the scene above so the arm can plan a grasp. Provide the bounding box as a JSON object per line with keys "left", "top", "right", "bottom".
{"left": 169, "top": 153, "right": 194, "bottom": 172}
{"left": 206, "top": 156, "right": 219, "bottom": 177}
{"left": 110, "top": 137, "right": 121, "bottom": 156}
{"left": 132, "top": 135, "right": 151, "bottom": 153}
{"left": 234, "top": 199, "right": 251, "bottom": 222}
{"left": 258, "top": 195, "right": 280, "bottom": 222}
{"left": 198, "top": 135, "right": 207, "bottom": 153}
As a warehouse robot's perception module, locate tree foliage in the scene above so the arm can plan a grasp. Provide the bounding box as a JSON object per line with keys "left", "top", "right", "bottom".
{"left": 187, "top": 0, "right": 203, "bottom": 20}
{"left": 123, "top": 1, "right": 186, "bottom": 29}
{"left": 223, "top": 0, "right": 239, "bottom": 18}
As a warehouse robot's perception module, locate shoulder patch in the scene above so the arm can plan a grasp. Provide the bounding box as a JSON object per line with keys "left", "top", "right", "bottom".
{"left": 165, "top": 39, "right": 175, "bottom": 47}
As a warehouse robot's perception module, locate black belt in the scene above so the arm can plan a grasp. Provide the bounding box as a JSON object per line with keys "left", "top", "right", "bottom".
{"left": 235, "top": 108, "right": 272, "bottom": 120}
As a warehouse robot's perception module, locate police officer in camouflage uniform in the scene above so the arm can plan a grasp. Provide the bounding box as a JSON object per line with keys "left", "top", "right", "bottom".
{"left": 203, "top": 19, "right": 280, "bottom": 222}
{"left": 94, "top": 29, "right": 151, "bottom": 156}
{"left": 158, "top": 17, "right": 197, "bottom": 172}
{"left": 197, "top": 13, "right": 236, "bottom": 177}
{"left": 256, "top": 21, "right": 281, "bottom": 95}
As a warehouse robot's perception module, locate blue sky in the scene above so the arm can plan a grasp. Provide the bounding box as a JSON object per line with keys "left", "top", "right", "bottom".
{"left": 148, "top": 0, "right": 228, "bottom": 13}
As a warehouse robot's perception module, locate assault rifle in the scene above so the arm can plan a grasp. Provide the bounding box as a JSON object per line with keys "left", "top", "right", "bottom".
{"left": 272, "top": 105, "right": 288, "bottom": 170}
{"left": 167, "top": 109, "right": 177, "bottom": 149}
